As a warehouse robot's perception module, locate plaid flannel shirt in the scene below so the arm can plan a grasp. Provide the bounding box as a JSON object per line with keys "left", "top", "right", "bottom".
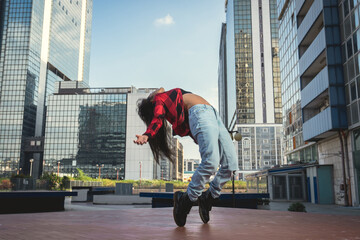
{"left": 143, "top": 88, "right": 191, "bottom": 138}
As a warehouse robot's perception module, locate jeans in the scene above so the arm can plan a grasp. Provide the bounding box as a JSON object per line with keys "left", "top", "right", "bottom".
{"left": 186, "top": 104, "right": 238, "bottom": 201}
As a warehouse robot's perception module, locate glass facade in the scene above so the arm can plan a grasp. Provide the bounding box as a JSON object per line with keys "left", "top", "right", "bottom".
{"left": 0, "top": 0, "right": 44, "bottom": 177}
{"left": 231, "top": 0, "right": 282, "bottom": 124}
{"left": 82, "top": 0, "right": 92, "bottom": 84}
{"left": 278, "top": 0, "right": 302, "bottom": 153}
{"left": 270, "top": 0, "right": 282, "bottom": 124}
{"left": 341, "top": 0, "right": 360, "bottom": 128}
{"left": 44, "top": 92, "right": 127, "bottom": 179}
{"left": 234, "top": 0, "right": 255, "bottom": 124}
{"left": 0, "top": 0, "right": 92, "bottom": 177}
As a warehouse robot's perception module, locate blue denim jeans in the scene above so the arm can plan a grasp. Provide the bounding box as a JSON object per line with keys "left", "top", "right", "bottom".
{"left": 186, "top": 104, "right": 238, "bottom": 201}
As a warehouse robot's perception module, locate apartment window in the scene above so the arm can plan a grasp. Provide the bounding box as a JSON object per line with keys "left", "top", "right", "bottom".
{"left": 357, "top": 76, "right": 360, "bottom": 99}
{"left": 351, "top": 102, "right": 359, "bottom": 124}
{"left": 348, "top": 57, "right": 355, "bottom": 80}
{"left": 344, "top": 0, "right": 350, "bottom": 17}
{"left": 351, "top": 80, "right": 357, "bottom": 101}
{"left": 348, "top": 38, "right": 354, "bottom": 58}
{"left": 345, "top": 17, "right": 352, "bottom": 39}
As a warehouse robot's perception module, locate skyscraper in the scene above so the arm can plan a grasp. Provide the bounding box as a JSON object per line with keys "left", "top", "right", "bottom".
{"left": 220, "top": 0, "right": 283, "bottom": 177}
{"left": 0, "top": 0, "right": 92, "bottom": 178}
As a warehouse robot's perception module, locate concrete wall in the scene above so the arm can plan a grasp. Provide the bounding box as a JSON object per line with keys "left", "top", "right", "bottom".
{"left": 125, "top": 92, "right": 155, "bottom": 180}
{"left": 317, "top": 134, "right": 357, "bottom": 206}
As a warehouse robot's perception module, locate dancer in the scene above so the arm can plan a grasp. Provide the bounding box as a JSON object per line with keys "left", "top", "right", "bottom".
{"left": 134, "top": 88, "right": 238, "bottom": 227}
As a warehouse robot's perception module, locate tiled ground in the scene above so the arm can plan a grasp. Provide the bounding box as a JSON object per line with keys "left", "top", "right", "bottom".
{"left": 1, "top": 206, "right": 360, "bottom": 240}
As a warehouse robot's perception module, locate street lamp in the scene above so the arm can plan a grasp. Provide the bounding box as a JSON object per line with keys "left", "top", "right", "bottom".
{"left": 96, "top": 164, "right": 104, "bottom": 179}
{"left": 139, "top": 161, "right": 142, "bottom": 183}
{"left": 114, "top": 167, "right": 122, "bottom": 181}
{"left": 229, "top": 131, "right": 242, "bottom": 141}
{"left": 57, "top": 161, "right": 60, "bottom": 176}
{"left": 228, "top": 130, "right": 242, "bottom": 207}
{"left": 29, "top": 159, "right": 34, "bottom": 177}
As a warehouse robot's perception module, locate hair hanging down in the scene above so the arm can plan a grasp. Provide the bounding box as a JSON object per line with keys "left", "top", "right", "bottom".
{"left": 137, "top": 98, "right": 175, "bottom": 164}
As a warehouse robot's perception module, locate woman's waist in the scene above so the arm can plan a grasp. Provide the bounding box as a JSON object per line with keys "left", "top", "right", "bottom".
{"left": 188, "top": 104, "right": 215, "bottom": 114}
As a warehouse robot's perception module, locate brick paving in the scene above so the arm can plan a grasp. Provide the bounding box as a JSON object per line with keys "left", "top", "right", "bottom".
{"left": 1, "top": 206, "right": 360, "bottom": 240}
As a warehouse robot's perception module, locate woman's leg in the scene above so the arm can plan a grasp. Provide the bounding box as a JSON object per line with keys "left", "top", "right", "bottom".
{"left": 209, "top": 114, "right": 238, "bottom": 198}
{"left": 187, "top": 105, "right": 221, "bottom": 202}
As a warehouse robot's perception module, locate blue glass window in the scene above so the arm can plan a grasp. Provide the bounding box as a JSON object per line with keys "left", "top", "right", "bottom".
{"left": 344, "top": 0, "right": 350, "bottom": 17}
{"left": 348, "top": 38, "right": 354, "bottom": 58}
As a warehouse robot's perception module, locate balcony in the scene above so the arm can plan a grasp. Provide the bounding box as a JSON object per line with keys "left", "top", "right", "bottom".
{"left": 296, "top": 0, "right": 315, "bottom": 26}
{"left": 303, "top": 107, "right": 332, "bottom": 141}
{"left": 299, "top": 28, "right": 326, "bottom": 78}
{"left": 296, "top": 0, "right": 306, "bottom": 17}
{"left": 297, "top": 0, "right": 323, "bottom": 46}
{"left": 303, "top": 106, "right": 348, "bottom": 141}
{"left": 301, "top": 66, "right": 329, "bottom": 108}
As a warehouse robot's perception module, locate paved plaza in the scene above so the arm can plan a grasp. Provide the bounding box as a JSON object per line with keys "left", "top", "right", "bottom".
{"left": 0, "top": 199, "right": 360, "bottom": 240}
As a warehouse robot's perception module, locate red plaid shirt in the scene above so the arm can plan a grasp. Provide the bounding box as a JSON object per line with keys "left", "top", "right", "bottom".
{"left": 143, "top": 88, "right": 191, "bottom": 138}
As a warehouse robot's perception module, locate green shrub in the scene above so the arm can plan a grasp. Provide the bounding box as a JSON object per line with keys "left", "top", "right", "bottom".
{"left": 60, "top": 176, "right": 70, "bottom": 190}
{"left": 74, "top": 168, "right": 96, "bottom": 182}
{"left": 10, "top": 173, "right": 30, "bottom": 179}
{"left": 288, "top": 202, "right": 306, "bottom": 212}
{"left": 40, "top": 172, "right": 60, "bottom": 190}
{"left": 223, "top": 180, "right": 246, "bottom": 189}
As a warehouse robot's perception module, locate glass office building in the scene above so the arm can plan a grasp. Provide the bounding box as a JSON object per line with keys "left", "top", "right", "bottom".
{"left": 339, "top": 0, "right": 360, "bottom": 206}
{"left": 220, "top": 0, "right": 283, "bottom": 175}
{"left": 0, "top": 0, "right": 92, "bottom": 177}
{"left": 44, "top": 84, "right": 127, "bottom": 179}
{"left": 43, "top": 82, "right": 180, "bottom": 180}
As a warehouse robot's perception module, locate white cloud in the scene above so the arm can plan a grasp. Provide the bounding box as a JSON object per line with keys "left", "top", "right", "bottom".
{"left": 154, "top": 14, "right": 175, "bottom": 26}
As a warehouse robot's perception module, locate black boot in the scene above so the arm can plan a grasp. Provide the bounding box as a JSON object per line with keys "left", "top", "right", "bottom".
{"left": 173, "top": 191, "right": 193, "bottom": 227}
{"left": 198, "top": 189, "right": 215, "bottom": 224}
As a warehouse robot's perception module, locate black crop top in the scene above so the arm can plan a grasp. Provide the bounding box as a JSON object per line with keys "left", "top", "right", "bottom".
{"left": 180, "top": 89, "right": 192, "bottom": 95}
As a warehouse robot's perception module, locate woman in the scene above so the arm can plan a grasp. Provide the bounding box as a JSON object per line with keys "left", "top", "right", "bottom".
{"left": 134, "top": 87, "right": 238, "bottom": 227}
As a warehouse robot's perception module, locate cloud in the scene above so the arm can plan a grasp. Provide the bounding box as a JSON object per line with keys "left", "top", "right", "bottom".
{"left": 154, "top": 14, "right": 175, "bottom": 26}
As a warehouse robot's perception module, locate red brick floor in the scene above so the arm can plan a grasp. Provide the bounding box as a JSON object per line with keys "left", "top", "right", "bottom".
{"left": 1, "top": 207, "right": 360, "bottom": 240}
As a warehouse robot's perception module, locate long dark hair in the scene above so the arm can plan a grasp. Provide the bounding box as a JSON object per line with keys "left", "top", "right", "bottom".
{"left": 137, "top": 98, "right": 175, "bottom": 164}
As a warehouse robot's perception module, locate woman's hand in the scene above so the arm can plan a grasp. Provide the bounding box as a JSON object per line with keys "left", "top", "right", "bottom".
{"left": 133, "top": 135, "right": 149, "bottom": 145}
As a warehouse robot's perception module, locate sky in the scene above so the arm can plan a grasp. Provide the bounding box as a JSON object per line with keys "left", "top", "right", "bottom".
{"left": 89, "top": 0, "right": 227, "bottom": 159}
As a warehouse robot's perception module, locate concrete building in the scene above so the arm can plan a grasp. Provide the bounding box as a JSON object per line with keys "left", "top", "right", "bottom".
{"left": 172, "top": 138, "right": 184, "bottom": 181}
{"left": 43, "top": 82, "right": 177, "bottom": 180}
{"left": 296, "top": 0, "right": 350, "bottom": 206}
{"left": 0, "top": 0, "right": 93, "bottom": 178}
{"left": 219, "top": 0, "right": 283, "bottom": 178}
{"left": 183, "top": 159, "right": 200, "bottom": 182}
{"left": 274, "top": 0, "right": 360, "bottom": 206}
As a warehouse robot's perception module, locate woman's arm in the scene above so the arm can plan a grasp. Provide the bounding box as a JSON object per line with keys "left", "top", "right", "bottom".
{"left": 134, "top": 98, "right": 166, "bottom": 145}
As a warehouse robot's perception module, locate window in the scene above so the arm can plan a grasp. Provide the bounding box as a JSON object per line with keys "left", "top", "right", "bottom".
{"left": 344, "top": 0, "right": 350, "bottom": 17}
{"left": 347, "top": 38, "right": 354, "bottom": 58}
